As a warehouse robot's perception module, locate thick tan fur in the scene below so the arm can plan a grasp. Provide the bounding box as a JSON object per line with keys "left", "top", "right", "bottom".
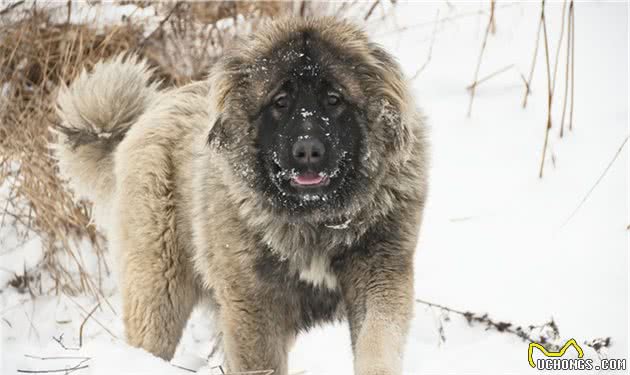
{"left": 54, "top": 17, "right": 429, "bottom": 375}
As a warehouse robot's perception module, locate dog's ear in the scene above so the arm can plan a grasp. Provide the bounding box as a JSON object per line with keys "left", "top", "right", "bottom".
{"left": 365, "top": 43, "right": 415, "bottom": 156}
{"left": 207, "top": 116, "right": 228, "bottom": 150}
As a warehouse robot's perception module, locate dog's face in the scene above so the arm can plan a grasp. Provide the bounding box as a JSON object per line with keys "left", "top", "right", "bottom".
{"left": 252, "top": 41, "right": 368, "bottom": 213}
{"left": 208, "top": 20, "right": 412, "bottom": 218}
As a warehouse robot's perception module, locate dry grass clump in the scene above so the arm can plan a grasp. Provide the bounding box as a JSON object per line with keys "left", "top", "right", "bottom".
{"left": 0, "top": 6, "right": 142, "bottom": 297}
{"left": 0, "top": 1, "right": 382, "bottom": 298}
{"left": 132, "top": 1, "right": 295, "bottom": 85}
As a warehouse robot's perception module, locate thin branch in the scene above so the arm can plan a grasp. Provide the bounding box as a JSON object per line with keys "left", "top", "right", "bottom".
{"left": 560, "top": 1, "right": 574, "bottom": 137}
{"left": 538, "top": 0, "right": 553, "bottom": 179}
{"left": 18, "top": 358, "right": 90, "bottom": 374}
{"left": 364, "top": 0, "right": 380, "bottom": 21}
{"left": 416, "top": 298, "right": 558, "bottom": 346}
{"left": 299, "top": 1, "right": 307, "bottom": 17}
{"left": 562, "top": 136, "right": 629, "bottom": 228}
{"left": 374, "top": 3, "right": 516, "bottom": 38}
{"left": 522, "top": 16, "right": 542, "bottom": 108}
{"left": 416, "top": 298, "right": 613, "bottom": 357}
{"left": 52, "top": 334, "right": 78, "bottom": 351}
{"left": 410, "top": 9, "right": 440, "bottom": 81}
{"left": 171, "top": 363, "right": 196, "bottom": 373}
{"left": 520, "top": 73, "right": 531, "bottom": 99}
{"left": 65, "top": 296, "right": 118, "bottom": 341}
{"left": 569, "top": 1, "right": 575, "bottom": 131}
{"left": 78, "top": 303, "right": 100, "bottom": 347}
{"left": 65, "top": 0, "right": 71, "bottom": 25}
{"left": 0, "top": 0, "right": 24, "bottom": 16}
{"left": 466, "top": 64, "right": 514, "bottom": 90}
{"left": 24, "top": 355, "right": 90, "bottom": 361}
{"left": 17, "top": 366, "right": 89, "bottom": 374}
{"left": 138, "top": 1, "right": 183, "bottom": 49}
{"left": 467, "top": 0, "right": 496, "bottom": 117}
{"left": 551, "top": 0, "right": 567, "bottom": 93}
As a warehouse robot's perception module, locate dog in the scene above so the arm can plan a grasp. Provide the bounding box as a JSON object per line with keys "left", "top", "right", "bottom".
{"left": 54, "top": 17, "right": 429, "bottom": 375}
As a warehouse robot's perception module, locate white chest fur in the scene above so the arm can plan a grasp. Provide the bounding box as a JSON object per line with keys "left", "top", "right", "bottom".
{"left": 298, "top": 254, "right": 338, "bottom": 290}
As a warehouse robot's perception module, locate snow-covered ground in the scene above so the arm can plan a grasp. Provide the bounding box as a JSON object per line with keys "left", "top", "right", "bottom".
{"left": 1, "top": 2, "right": 628, "bottom": 374}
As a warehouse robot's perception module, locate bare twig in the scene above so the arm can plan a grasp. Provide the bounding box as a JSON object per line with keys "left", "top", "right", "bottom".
{"left": 522, "top": 15, "right": 542, "bottom": 108}
{"left": 519, "top": 73, "right": 531, "bottom": 99}
{"left": 66, "top": 0, "right": 71, "bottom": 25}
{"left": 560, "top": 1, "right": 574, "bottom": 137}
{"left": 551, "top": 0, "right": 567, "bottom": 93}
{"left": 466, "top": 64, "right": 514, "bottom": 90}
{"left": 78, "top": 302, "right": 100, "bottom": 347}
{"left": 364, "top": 0, "right": 380, "bottom": 21}
{"left": 52, "top": 334, "right": 79, "bottom": 351}
{"left": 171, "top": 363, "right": 197, "bottom": 373}
{"left": 467, "top": 0, "right": 495, "bottom": 117}
{"left": 416, "top": 298, "right": 560, "bottom": 346}
{"left": 410, "top": 9, "right": 440, "bottom": 81}
{"left": 562, "top": 136, "right": 629, "bottom": 228}
{"left": 416, "top": 298, "right": 613, "bottom": 355}
{"left": 18, "top": 358, "right": 90, "bottom": 374}
{"left": 17, "top": 366, "right": 89, "bottom": 374}
{"left": 24, "top": 355, "right": 90, "bottom": 361}
{"left": 569, "top": 1, "right": 575, "bottom": 131}
{"left": 66, "top": 296, "right": 118, "bottom": 341}
{"left": 375, "top": 3, "right": 516, "bottom": 38}
{"left": 138, "top": 1, "right": 183, "bottom": 49}
{"left": 538, "top": 0, "right": 553, "bottom": 179}
{"left": 24, "top": 309, "right": 40, "bottom": 341}
{"left": 0, "top": 0, "right": 24, "bottom": 16}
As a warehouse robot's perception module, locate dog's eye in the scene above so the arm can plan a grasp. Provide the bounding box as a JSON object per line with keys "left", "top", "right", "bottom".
{"left": 274, "top": 93, "right": 289, "bottom": 109}
{"left": 327, "top": 92, "right": 341, "bottom": 106}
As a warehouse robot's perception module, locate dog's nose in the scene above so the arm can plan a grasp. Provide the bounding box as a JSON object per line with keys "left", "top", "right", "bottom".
{"left": 292, "top": 138, "right": 325, "bottom": 166}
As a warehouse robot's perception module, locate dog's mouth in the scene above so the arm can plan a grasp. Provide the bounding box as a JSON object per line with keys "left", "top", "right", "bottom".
{"left": 267, "top": 154, "right": 347, "bottom": 198}
{"left": 290, "top": 172, "right": 330, "bottom": 188}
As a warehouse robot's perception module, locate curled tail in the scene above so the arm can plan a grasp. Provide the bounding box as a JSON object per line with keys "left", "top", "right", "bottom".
{"left": 54, "top": 54, "right": 159, "bottom": 207}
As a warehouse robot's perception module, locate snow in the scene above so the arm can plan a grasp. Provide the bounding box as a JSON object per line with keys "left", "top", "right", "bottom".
{"left": 325, "top": 218, "right": 352, "bottom": 230}
{"left": 1, "top": 2, "right": 628, "bottom": 374}
{"left": 50, "top": 2, "right": 157, "bottom": 31}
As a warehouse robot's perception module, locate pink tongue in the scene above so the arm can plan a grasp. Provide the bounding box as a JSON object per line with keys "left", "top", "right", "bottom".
{"left": 293, "top": 173, "right": 324, "bottom": 186}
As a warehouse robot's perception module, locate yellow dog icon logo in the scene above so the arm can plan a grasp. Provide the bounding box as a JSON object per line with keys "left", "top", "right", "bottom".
{"left": 528, "top": 338, "right": 584, "bottom": 368}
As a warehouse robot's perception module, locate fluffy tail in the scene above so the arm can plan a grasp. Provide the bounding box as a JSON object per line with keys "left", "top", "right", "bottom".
{"left": 54, "top": 54, "right": 159, "bottom": 208}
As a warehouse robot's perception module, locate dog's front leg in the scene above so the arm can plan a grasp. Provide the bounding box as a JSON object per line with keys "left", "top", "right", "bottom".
{"left": 341, "top": 241, "right": 415, "bottom": 375}
{"left": 218, "top": 287, "right": 292, "bottom": 375}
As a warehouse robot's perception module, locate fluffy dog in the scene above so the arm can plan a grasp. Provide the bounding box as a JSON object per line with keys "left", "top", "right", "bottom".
{"left": 54, "top": 17, "right": 428, "bottom": 375}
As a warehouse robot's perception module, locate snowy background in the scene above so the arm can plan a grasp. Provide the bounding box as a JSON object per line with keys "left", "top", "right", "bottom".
{"left": 1, "top": 2, "right": 628, "bottom": 374}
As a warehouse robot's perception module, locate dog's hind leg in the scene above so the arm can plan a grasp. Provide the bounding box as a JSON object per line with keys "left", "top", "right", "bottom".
{"left": 114, "top": 142, "right": 199, "bottom": 360}
{"left": 119, "top": 240, "right": 199, "bottom": 360}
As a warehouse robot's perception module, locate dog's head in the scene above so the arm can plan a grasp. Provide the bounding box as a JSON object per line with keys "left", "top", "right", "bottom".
{"left": 207, "top": 17, "right": 415, "bottom": 220}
